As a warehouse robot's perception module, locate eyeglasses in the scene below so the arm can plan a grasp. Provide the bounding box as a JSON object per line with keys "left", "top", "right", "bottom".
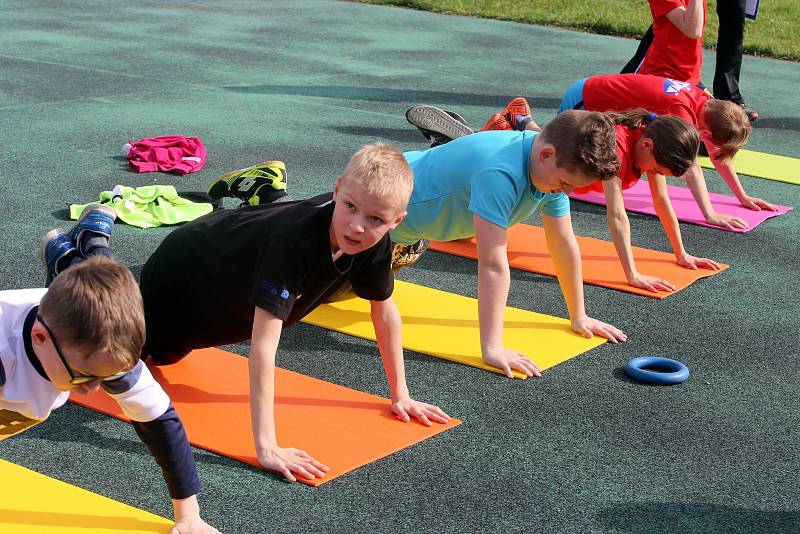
{"left": 36, "top": 314, "right": 127, "bottom": 385}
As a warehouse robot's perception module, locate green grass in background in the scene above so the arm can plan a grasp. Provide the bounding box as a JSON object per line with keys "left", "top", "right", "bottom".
{"left": 353, "top": 0, "right": 800, "bottom": 60}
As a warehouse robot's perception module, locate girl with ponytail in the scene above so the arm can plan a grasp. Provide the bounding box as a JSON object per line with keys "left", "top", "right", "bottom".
{"left": 559, "top": 74, "right": 777, "bottom": 230}
{"left": 462, "top": 103, "right": 721, "bottom": 293}
{"left": 572, "top": 109, "right": 720, "bottom": 293}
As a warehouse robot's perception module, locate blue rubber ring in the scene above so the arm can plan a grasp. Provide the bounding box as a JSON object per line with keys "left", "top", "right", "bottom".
{"left": 624, "top": 356, "right": 689, "bottom": 385}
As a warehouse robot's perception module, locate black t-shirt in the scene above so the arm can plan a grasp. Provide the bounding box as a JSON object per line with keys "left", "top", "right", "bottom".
{"left": 140, "top": 193, "right": 393, "bottom": 350}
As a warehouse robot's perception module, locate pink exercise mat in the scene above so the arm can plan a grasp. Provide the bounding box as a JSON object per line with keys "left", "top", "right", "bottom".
{"left": 569, "top": 180, "right": 793, "bottom": 233}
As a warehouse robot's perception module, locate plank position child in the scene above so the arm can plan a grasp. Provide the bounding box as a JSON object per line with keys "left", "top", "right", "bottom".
{"left": 407, "top": 100, "right": 721, "bottom": 293}
{"left": 569, "top": 110, "right": 721, "bottom": 292}
{"left": 625, "top": 0, "right": 706, "bottom": 86}
{"left": 558, "top": 74, "right": 778, "bottom": 230}
{"left": 1, "top": 207, "right": 218, "bottom": 534}
{"left": 389, "top": 109, "right": 628, "bottom": 378}
{"left": 141, "top": 142, "right": 450, "bottom": 483}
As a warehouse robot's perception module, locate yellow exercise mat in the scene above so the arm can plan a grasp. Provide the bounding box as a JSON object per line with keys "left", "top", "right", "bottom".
{"left": 0, "top": 459, "right": 173, "bottom": 533}
{"left": 699, "top": 149, "right": 800, "bottom": 185}
{"left": 303, "top": 280, "right": 606, "bottom": 380}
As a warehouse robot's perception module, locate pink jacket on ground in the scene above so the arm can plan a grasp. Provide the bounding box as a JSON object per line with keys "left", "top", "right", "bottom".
{"left": 125, "top": 135, "right": 207, "bottom": 175}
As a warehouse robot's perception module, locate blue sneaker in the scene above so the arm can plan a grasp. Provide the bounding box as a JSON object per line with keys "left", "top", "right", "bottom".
{"left": 40, "top": 229, "right": 76, "bottom": 287}
{"left": 68, "top": 204, "right": 117, "bottom": 257}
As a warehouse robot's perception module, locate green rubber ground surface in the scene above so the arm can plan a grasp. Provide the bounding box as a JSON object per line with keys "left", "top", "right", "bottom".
{"left": 1, "top": 1, "right": 798, "bottom": 532}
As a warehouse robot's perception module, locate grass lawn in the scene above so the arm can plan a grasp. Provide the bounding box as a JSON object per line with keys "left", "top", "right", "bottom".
{"left": 354, "top": 0, "right": 800, "bottom": 61}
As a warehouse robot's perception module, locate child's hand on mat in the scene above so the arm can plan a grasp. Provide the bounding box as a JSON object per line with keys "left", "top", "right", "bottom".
{"left": 678, "top": 253, "right": 721, "bottom": 271}
{"left": 170, "top": 496, "right": 220, "bottom": 534}
{"left": 481, "top": 346, "right": 542, "bottom": 379}
{"left": 629, "top": 273, "right": 676, "bottom": 293}
{"left": 391, "top": 396, "right": 451, "bottom": 426}
{"left": 740, "top": 195, "right": 778, "bottom": 212}
{"left": 258, "top": 446, "right": 330, "bottom": 482}
{"left": 571, "top": 315, "right": 627, "bottom": 343}
{"left": 707, "top": 212, "right": 748, "bottom": 231}
{"left": 171, "top": 515, "right": 221, "bottom": 534}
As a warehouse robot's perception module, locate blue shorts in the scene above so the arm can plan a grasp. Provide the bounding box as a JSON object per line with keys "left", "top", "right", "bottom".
{"left": 558, "top": 78, "right": 588, "bottom": 114}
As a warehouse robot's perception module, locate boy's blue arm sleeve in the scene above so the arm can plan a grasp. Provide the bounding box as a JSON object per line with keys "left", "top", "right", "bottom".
{"left": 542, "top": 193, "right": 571, "bottom": 217}
{"left": 131, "top": 403, "right": 201, "bottom": 500}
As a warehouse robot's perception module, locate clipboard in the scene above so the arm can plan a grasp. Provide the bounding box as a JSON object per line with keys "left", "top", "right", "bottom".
{"left": 746, "top": 0, "right": 759, "bottom": 20}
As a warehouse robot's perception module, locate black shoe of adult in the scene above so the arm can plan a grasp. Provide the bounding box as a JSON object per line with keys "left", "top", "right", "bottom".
{"left": 740, "top": 104, "right": 759, "bottom": 122}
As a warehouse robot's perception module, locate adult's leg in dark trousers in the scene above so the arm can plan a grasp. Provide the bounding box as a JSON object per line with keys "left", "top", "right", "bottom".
{"left": 621, "top": 25, "right": 654, "bottom": 74}
{"left": 713, "top": 0, "right": 746, "bottom": 103}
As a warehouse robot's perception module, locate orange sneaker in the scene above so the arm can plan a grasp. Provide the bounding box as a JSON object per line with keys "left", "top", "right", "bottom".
{"left": 502, "top": 97, "right": 531, "bottom": 121}
{"left": 480, "top": 113, "right": 512, "bottom": 132}
{"left": 501, "top": 97, "right": 532, "bottom": 129}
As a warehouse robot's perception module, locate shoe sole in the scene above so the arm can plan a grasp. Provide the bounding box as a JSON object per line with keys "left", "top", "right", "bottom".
{"left": 406, "top": 105, "right": 474, "bottom": 141}
{"left": 40, "top": 228, "right": 72, "bottom": 286}
{"left": 39, "top": 228, "right": 66, "bottom": 267}
{"left": 445, "top": 110, "right": 468, "bottom": 126}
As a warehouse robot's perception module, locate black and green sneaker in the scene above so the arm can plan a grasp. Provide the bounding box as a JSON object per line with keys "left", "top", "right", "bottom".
{"left": 207, "top": 160, "right": 288, "bottom": 206}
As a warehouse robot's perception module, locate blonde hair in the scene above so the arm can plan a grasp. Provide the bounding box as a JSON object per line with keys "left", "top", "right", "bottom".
{"left": 704, "top": 99, "right": 751, "bottom": 161}
{"left": 339, "top": 142, "right": 413, "bottom": 210}
{"left": 39, "top": 256, "right": 145, "bottom": 372}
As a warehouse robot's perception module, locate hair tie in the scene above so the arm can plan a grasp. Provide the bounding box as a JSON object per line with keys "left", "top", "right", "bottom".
{"left": 645, "top": 113, "right": 657, "bottom": 124}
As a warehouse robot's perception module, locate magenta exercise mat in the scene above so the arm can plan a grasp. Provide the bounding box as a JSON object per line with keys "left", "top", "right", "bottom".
{"left": 569, "top": 180, "right": 793, "bottom": 233}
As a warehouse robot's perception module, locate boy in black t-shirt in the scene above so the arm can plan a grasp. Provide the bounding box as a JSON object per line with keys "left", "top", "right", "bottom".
{"left": 141, "top": 142, "right": 450, "bottom": 483}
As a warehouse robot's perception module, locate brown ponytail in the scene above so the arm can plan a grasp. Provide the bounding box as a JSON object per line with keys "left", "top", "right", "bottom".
{"left": 605, "top": 109, "right": 699, "bottom": 177}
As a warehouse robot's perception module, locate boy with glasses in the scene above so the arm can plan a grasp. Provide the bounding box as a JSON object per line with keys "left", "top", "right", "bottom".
{"left": 0, "top": 207, "right": 218, "bottom": 534}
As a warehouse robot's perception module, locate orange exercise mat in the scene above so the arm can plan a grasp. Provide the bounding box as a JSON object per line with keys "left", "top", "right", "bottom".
{"left": 429, "top": 224, "right": 728, "bottom": 299}
{"left": 71, "top": 348, "right": 461, "bottom": 487}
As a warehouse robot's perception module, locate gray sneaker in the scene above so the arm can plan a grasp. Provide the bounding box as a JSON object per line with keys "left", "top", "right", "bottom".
{"left": 406, "top": 105, "right": 474, "bottom": 145}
